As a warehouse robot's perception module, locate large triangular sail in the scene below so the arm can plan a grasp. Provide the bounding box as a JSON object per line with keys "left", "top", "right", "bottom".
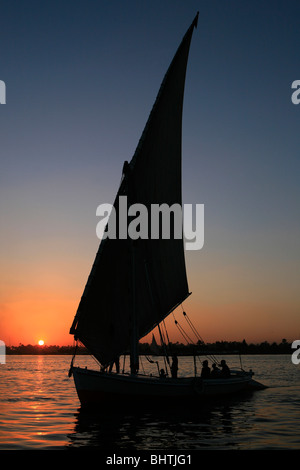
{"left": 70, "top": 13, "right": 199, "bottom": 367}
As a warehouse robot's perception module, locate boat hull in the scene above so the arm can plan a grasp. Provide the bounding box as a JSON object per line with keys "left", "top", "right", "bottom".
{"left": 71, "top": 366, "right": 256, "bottom": 408}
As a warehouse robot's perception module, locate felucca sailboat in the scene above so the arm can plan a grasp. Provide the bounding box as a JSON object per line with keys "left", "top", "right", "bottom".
{"left": 69, "top": 13, "right": 264, "bottom": 407}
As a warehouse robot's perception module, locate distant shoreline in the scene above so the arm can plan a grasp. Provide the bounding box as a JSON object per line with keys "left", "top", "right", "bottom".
{"left": 5, "top": 339, "right": 293, "bottom": 355}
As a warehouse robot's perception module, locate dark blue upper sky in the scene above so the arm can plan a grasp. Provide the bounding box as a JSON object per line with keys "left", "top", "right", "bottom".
{"left": 1, "top": 0, "right": 299, "bottom": 344}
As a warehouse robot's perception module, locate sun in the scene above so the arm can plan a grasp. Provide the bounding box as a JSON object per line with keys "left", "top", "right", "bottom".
{"left": 38, "top": 340, "right": 44, "bottom": 346}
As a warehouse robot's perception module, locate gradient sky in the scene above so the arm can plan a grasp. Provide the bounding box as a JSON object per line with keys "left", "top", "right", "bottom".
{"left": 0, "top": 0, "right": 299, "bottom": 347}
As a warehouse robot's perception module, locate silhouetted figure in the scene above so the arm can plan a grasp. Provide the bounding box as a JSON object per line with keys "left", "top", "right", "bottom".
{"left": 109, "top": 356, "right": 120, "bottom": 373}
{"left": 201, "top": 359, "right": 211, "bottom": 378}
{"left": 211, "top": 363, "right": 220, "bottom": 377}
{"left": 171, "top": 354, "right": 178, "bottom": 378}
{"left": 159, "top": 368, "right": 167, "bottom": 378}
{"left": 220, "top": 359, "right": 230, "bottom": 377}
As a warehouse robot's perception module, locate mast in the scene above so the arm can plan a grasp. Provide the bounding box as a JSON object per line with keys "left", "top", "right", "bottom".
{"left": 130, "top": 238, "right": 139, "bottom": 374}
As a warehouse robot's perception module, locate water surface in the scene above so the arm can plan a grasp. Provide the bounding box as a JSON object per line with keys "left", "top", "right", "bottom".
{"left": 0, "top": 354, "right": 299, "bottom": 450}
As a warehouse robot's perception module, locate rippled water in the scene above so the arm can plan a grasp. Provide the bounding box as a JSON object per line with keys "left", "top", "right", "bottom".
{"left": 0, "top": 354, "right": 299, "bottom": 450}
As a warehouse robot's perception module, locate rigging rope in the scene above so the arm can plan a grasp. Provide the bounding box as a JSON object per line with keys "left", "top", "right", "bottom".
{"left": 181, "top": 309, "right": 219, "bottom": 364}
{"left": 172, "top": 312, "right": 194, "bottom": 344}
{"left": 145, "top": 355, "right": 160, "bottom": 376}
{"left": 182, "top": 309, "right": 204, "bottom": 344}
{"left": 157, "top": 322, "right": 170, "bottom": 374}
{"left": 172, "top": 307, "right": 220, "bottom": 366}
{"left": 162, "top": 319, "right": 171, "bottom": 347}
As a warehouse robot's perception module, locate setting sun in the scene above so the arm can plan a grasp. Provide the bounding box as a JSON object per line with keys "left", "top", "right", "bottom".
{"left": 38, "top": 340, "right": 44, "bottom": 346}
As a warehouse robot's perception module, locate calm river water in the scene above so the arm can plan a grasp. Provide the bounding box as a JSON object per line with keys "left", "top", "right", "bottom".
{"left": 0, "top": 354, "right": 299, "bottom": 450}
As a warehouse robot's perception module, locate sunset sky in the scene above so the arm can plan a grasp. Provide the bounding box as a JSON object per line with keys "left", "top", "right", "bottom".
{"left": 0, "top": 0, "right": 299, "bottom": 347}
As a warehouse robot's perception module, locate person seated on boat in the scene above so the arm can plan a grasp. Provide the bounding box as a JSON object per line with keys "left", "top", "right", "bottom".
{"left": 220, "top": 359, "right": 231, "bottom": 378}
{"left": 201, "top": 360, "right": 211, "bottom": 378}
{"left": 159, "top": 368, "right": 167, "bottom": 378}
{"left": 171, "top": 354, "right": 178, "bottom": 378}
{"left": 211, "top": 363, "right": 220, "bottom": 377}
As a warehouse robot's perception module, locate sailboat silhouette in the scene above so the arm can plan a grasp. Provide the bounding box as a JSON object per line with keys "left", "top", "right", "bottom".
{"left": 69, "top": 13, "right": 264, "bottom": 407}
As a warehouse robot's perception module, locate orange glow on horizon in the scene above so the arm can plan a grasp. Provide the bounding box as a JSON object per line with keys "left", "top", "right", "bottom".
{"left": 0, "top": 261, "right": 297, "bottom": 347}
{"left": 0, "top": 283, "right": 78, "bottom": 347}
{"left": 1, "top": 288, "right": 297, "bottom": 347}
